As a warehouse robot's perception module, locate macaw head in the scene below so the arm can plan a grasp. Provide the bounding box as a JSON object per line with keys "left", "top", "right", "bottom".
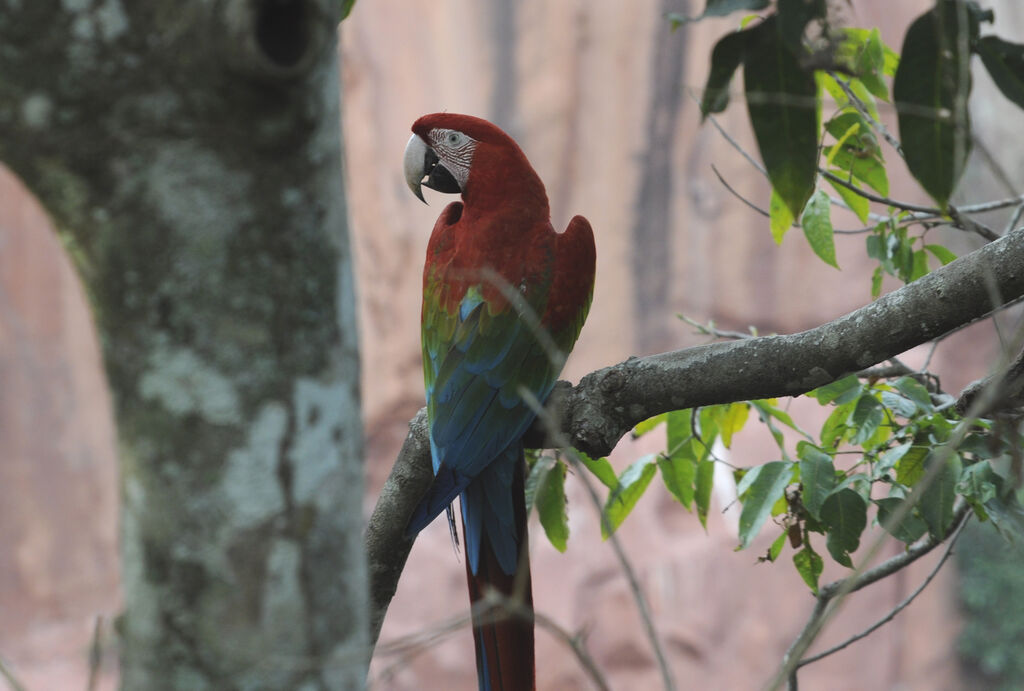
{"left": 403, "top": 113, "right": 546, "bottom": 212}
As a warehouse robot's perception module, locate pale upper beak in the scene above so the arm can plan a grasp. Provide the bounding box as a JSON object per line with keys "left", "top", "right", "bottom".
{"left": 404, "top": 133, "right": 462, "bottom": 204}
{"left": 403, "top": 133, "right": 430, "bottom": 204}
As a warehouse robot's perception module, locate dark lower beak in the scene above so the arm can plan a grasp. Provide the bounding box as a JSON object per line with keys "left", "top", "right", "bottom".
{"left": 404, "top": 134, "right": 461, "bottom": 203}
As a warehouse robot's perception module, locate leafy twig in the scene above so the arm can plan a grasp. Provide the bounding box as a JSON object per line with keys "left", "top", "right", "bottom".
{"left": 796, "top": 511, "right": 968, "bottom": 668}
{"left": 773, "top": 314, "right": 1024, "bottom": 690}
{"left": 776, "top": 503, "right": 970, "bottom": 690}
{"left": 820, "top": 170, "right": 941, "bottom": 216}
{"left": 826, "top": 75, "right": 903, "bottom": 156}
{"left": 522, "top": 389, "right": 677, "bottom": 691}
{"left": 0, "top": 654, "right": 26, "bottom": 691}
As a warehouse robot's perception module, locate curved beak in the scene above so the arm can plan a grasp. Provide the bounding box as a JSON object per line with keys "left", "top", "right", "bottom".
{"left": 403, "top": 133, "right": 463, "bottom": 204}
{"left": 403, "top": 134, "right": 430, "bottom": 203}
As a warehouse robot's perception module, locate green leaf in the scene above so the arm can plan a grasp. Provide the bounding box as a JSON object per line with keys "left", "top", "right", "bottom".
{"left": 701, "top": 29, "right": 751, "bottom": 116}
{"left": 825, "top": 123, "right": 861, "bottom": 169}
{"left": 871, "top": 266, "right": 884, "bottom": 298}
{"left": 524, "top": 451, "right": 546, "bottom": 511}
{"left": 828, "top": 177, "right": 871, "bottom": 224}
{"left": 720, "top": 402, "right": 750, "bottom": 448}
{"left": 798, "top": 443, "right": 836, "bottom": 519}
{"left": 633, "top": 412, "right": 668, "bottom": 437}
{"left": 976, "top": 36, "right": 1024, "bottom": 110}
{"left": 801, "top": 189, "right": 839, "bottom": 268}
{"left": 909, "top": 249, "right": 930, "bottom": 281}
{"left": 850, "top": 394, "right": 884, "bottom": 445}
{"left": 875, "top": 441, "right": 912, "bottom": 479}
{"left": 983, "top": 490, "right": 1024, "bottom": 539}
{"left": 958, "top": 461, "right": 997, "bottom": 506}
{"left": 826, "top": 111, "right": 880, "bottom": 155}
{"left": 894, "top": 2, "right": 975, "bottom": 207}
{"left": 770, "top": 187, "right": 795, "bottom": 243}
{"left": 658, "top": 451, "right": 697, "bottom": 509}
{"left": 744, "top": 16, "right": 818, "bottom": 218}
{"left": 793, "top": 545, "right": 824, "bottom": 593}
{"left": 881, "top": 390, "right": 918, "bottom": 418}
{"left": 810, "top": 375, "right": 861, "bottom": 405}
{"left": 695, "top": 458, "right": 716, "bottom": 529}
{"left": 838, "top": 27, "right": 900, "bottom": 78}
{"left": 820, "top": 488, "right": 867, "bottom": 567}
{"left": 896, "top": 446, "right": 930, "bottom": 487}
{"left": 876, "top": 496, "right": 929, "bottom": 543}
{"left": 827, "top": 147, "right": 889, "bottom": 196}
{"left": 737, "top": 461, "right": 794, "bottom": 549}
{"left": 846, "top": 76, "right": 881, "bottom": 120}
{"left": 669, "top": 0, "right": 771, "bottom": 24}
{"left": 924, "top": 243, "right": 957, "bottom": 266}
{"left": 340, "top": 0, "right": 357, "bottom": 20}
{"left": 531, "top": 457, "right": 569, "bottom": 552}
{"left": 753, "top": 399, "right": 805, "bottom": 434}
{"left": 602, "top": 455, "right": 658, "bottom": 538}
{"left": 919, "top": 453, "right": 963, "bottom": 539}
{"left": 820, "top": 398, "right": 857, "bottom": 448}
{"left": 769, "top": 531, "right": 787, "bottom": 561}
{"left": 578, "top": 452, "right": 619, "bottom": 490}
{"left": 858, "top": 29, "right": 891, "bottom": 100}
{"left": 698, "top": 406, "right": 722, "bottom": 448}
{"left": 894, "top": 376, "right": 934, "bottom": 412}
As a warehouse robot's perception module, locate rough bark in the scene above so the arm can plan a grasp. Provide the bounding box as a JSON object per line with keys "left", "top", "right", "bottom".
{"left": 367, "top": 225, "right": 1024, "bottom": 645}
{"left": 0, "top": 2, "right": 366, "bottom": 689}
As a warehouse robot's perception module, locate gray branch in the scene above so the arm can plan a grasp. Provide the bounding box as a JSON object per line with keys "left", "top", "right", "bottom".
{"left": 368, "top": 226, "right": 1024, "bottom": 646}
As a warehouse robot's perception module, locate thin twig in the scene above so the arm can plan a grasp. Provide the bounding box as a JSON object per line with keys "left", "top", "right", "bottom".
{"left": 679, "top": 313, "right": 755, "bottom": 340}
{"left": 920, "top": 340, "right": 941, "bottom": 374}
{"left": 970, "top": 132, "right": 1020, "bottom": 198}
{"left": 711, "top": 164, "right": 769, "bottom": 217}
{"left": 829, "top": 74, "right": 903, "bottom": 158}
{"left": 946, "top": 206, "right": 1000, "bottom": 242}
{"left": 957, "top": 194, "right": 1024, "bottom": 215}
{"left": 522, "top": 389, "right": 677, "bottom": 691}
{"left": 821, "top": 170, "right": 941, "bottom": 215}
{"left": 86, "top": 616, "right": 103, "bottom": 691}
{"left": 0, "top": 655, "right": 26, "bottom": 691}
{"left": 797, "top": 511, "right": 969, "bottom": 668}
{"left": 776, "top": 504, "right": 969, "bottom": 691}
{"left": 485, "top": 596, "right": 612, "bottom": 691}
{"left": 1005, "top": 201, "right": 1024, "bottom": 236}
{"left": 689, "top": 89, "right": 767, "bottom": 176}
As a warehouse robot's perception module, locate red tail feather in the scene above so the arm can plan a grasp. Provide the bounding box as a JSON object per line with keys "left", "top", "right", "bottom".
{"left": 463, "top": 463, "right": 535, "bottom": 691}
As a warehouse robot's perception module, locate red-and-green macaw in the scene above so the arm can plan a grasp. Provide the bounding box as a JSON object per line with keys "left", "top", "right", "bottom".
{"left": 403, "top": 113, "right": 596, "bottom": 691}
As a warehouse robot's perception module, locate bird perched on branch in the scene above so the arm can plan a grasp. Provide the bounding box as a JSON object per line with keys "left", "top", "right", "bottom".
{"left": 403, "top": 113, "right": 596, "bottom": 690}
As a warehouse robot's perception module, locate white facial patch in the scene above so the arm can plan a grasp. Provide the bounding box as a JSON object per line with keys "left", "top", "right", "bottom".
{"left": 429, "top": 128, "right": 477, "bottom": 191}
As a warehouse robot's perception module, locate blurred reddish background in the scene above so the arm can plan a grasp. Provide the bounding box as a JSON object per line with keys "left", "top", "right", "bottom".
{"left": 2, "top": 1, "right": 1022, "bottom": 688}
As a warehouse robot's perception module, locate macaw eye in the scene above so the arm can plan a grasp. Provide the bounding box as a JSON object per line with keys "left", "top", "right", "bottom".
{"left": 447, "top": 131, "right": 463, "bottom": 146}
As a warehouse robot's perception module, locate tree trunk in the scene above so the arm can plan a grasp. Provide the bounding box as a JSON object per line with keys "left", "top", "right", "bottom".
{"left": 0, "top": 2, "right": 366, "bottom": 688}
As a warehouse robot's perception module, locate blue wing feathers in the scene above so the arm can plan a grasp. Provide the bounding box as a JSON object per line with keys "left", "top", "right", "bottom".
{"left": 411, "top": 284, "right": 557, "bottom": 580}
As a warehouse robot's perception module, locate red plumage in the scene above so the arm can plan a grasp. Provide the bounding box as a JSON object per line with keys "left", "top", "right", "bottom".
{"left": 407, "top": 113, "right": 595, "bottom": 691}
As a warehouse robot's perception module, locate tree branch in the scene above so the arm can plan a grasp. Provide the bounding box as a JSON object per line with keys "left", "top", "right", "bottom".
{"left": 366, "top": 226, "right": 1024, "bottom": 647}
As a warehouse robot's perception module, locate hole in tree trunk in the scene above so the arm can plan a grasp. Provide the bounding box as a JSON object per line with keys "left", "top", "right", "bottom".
{"left": 255, "top": 0, "right": 310, "bottom": 68}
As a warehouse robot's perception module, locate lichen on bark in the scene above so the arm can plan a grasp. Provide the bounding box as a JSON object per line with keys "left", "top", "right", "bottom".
{"left": 0, "top": 2, "right": 367, "bottom": 688}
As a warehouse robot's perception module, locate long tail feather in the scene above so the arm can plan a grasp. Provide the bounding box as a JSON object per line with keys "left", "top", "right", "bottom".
{"left": 463, "top": 459, "right": 535, "bottom": 691}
